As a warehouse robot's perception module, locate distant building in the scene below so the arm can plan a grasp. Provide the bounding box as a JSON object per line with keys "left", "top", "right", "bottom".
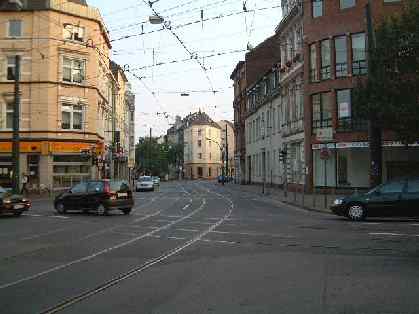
{"left": 180, "top": 111, "right": 224, "bottom": 180}
{"left": 217, "top": 120, "right": 235, "bottom": 179}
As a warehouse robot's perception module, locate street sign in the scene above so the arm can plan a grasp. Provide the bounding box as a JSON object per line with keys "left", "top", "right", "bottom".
{"left": 316, "top": 128, "right": 333, "bottom": 142}
{"left": 320, "top": 147, "right": 331, "bottom": 160}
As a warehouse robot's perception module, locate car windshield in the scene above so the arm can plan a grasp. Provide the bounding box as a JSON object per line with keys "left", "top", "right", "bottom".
{"left": 140, "top": 177, "right": 152, "bottom": 182}
{"left": 0, "top": 186, "right": 7, "bottom": 194}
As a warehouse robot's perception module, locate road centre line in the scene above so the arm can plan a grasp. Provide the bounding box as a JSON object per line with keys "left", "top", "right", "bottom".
{"left": 0, "top": 198, "right": 207, "bottom": 291}
{"left": 210, "top": 230, "right": 295, "bottom": 238}
{"left": 21, "top": 227, "right": 75, "bottom": 241}
{"left": 133, "top": 210, "right": 162, "bottom": 223}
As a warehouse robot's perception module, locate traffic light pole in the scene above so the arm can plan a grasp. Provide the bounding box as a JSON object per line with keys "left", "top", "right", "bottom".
{"left": 12, "top": 56, "right": 21, "bottom": 195}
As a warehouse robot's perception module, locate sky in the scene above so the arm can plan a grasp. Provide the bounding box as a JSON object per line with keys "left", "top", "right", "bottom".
{"left": 87, "top": 0, "right": 283, "bottom": 139}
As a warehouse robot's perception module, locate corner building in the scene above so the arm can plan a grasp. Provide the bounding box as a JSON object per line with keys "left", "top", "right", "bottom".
{"left": 0, "top": 0, "right": 115, "bottom": 190}
{"left": 303, "top": 0, "right": 417, "bottom": 191}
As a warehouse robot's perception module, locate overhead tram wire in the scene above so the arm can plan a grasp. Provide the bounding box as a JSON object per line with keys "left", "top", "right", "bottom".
{"left": 110, "top": 4, "right": 282, "bottom": 43}
{"left": 140, "top": 0, "right": 216, "bottom": 95}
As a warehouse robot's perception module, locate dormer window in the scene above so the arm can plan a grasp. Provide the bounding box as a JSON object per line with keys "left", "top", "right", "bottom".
{"left": 63, "top": 23, "right": 85, "bottom": 42}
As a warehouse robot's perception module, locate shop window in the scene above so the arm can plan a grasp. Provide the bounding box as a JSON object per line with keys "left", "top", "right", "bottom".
{"left": 335, "top": 36, "right": 348, "bottom": 77}
{"left": 352, "top": 33, "right": 367, "bottom": 75}
{"left": 312, "top": 92, "right": 332, "bottom": 130}
{"left": 338, "top": 154, "right": 348, "bottom": 185}
{"left": 61, "top": 104, "right": 83, "bottom": 130}
{"left": 5, "top": 102, "right": 14, "bottom": 129}
{"left": 321, "top": 39, "right": 331, "bottom": 80}
{"left": 62, "top": 57, "right": 86, "bottom": 83}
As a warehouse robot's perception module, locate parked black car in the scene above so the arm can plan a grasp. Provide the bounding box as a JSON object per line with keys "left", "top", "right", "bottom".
{"left": 54, "top": 180, "right": 134, "bottom": 215}
{"left": 0, "top": 186, "right": 31, "bottom": 217}
{"left": 331, "top": 177, "right": 419, "bottom": 221}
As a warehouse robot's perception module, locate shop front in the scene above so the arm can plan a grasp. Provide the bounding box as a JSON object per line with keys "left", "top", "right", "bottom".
{"left": 312, "top": 141, "right": 419, "bottom": 190}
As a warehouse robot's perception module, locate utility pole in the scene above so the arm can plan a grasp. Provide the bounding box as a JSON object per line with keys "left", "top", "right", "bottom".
{"left": 12, "top": 56, "right": 21, "bottom": 195}
{"left": 225, "top": 124, "right": 228, "bottom": 182}
{"left": 149, "top": 127, "right": 152, "bottom": 176}
{"left": 110, "top": 86, "right": 116, "bottom": 179}
{"left": 366, "top": 0, "right": 382, "bottom": 188}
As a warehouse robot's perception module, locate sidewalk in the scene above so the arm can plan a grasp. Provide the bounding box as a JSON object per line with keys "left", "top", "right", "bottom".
{"left": 222, "top": 183, "right": 342, "bottom": 214}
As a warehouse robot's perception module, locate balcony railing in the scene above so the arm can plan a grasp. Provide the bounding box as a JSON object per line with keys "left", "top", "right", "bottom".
{"left": 336, "top": 63, "right": 348, "bottom": 77}
{"left": 320, "top": 66, "right": 331, "bottom": 80}
{"left": 352, "top": 60, "right": 368, "bottom": 76}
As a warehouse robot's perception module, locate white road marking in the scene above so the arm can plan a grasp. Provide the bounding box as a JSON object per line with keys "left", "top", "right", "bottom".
{"left": 133, "top": 210, "right": 161, "bottom": 223}
{"left": 176, "top": 228, "right": 199, "bottom": 232}
{"left": 50, "top": 215, "right": 70, "bottom": 219}
{"left": 0, "top": 198, "right": 208, "bottom": 290}
{"left": 167, "top": 236, "right": 186, "bottom": 240}
{"left": 162, "top": 215, "right": 182, "bottom": 218}
{"left": 368, "top": 232, "right": 419, "bottom": 237}
{"left": 182, "top": 204, "right": 191, "bottom": 211}
{"left": 22, "top": 214, "right": 70, "bottom": 220}
{"left": 22, "top": 214, "right": 43, "bottom": 217}
{"left": 411, "top": 224, "right": 419, "bottom": 226}
{"left": 156, "top": 219, "right": 174, "bottom": 223}
{"left": 211, "top": 230, "right": 295, "bottom": 238}
{"left": 199, "top": 239, "right": 238, "bottom": 245}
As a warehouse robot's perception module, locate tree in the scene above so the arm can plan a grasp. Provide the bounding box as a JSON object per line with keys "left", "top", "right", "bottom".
{"left": 353, "top": 0, "right": 419, "bottom": 187}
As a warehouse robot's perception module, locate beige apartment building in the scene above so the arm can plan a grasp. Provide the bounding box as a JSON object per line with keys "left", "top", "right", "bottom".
{"left": 183, "top": 111, "right": 223, "bottom": 180}
{"left": 0, "top": 0, "right": 134, "bottom": 190}
{"left": 217, "top": 120, "right": 235, "bottom": 178}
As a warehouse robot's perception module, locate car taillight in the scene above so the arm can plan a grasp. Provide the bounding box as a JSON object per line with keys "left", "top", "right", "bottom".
{"left": 104, "top": 182, "right": 111, "bottom": 195}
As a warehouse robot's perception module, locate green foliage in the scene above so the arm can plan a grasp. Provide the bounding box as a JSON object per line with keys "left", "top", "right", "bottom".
{"left": 353, "top": 0, "right": 419, "bottom": 144}
{"left": 135, "top": 138, "right": 183, "bottom": 177}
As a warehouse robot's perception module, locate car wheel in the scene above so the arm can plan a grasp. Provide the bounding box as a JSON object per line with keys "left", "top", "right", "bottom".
{"left": 122, "top": 208, "right": 131, "bottom": 215}
{"left": 56, "top": 202, "right": 66, "bottom": 214}
{"left": 347, "top": 204, "right": 366, "bottom": 221}
{"left": 97, "top": 204, "right": 108, "bottom": 216}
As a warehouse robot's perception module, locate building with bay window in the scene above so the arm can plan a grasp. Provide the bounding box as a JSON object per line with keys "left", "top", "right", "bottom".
{"left": 0, "top": 0, "right": 133, "bottom": 191}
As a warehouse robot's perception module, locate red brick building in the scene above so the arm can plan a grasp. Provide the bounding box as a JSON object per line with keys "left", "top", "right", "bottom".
{"left": 231, "top": 33, "right": 281, "bottom": 184}
{"left": 303, "top": 0, "right": 418, "bottom": 191}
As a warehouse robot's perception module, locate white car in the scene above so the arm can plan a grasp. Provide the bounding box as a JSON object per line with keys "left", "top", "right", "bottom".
{"left": 152, "top": 176, "right": 160, "bottom": 186}
{"left": 136, "top": 176, "right": 154, "bottom": 192}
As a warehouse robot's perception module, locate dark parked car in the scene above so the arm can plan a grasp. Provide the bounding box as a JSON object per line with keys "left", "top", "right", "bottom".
{"left": 331, "top": 178, "right": 419, "bottom": 221}
{"left": 0, "top": 186, "right": 31, "bottom": 217}
{"left": 54, "top": 180, "right": 134, "bottom": 216}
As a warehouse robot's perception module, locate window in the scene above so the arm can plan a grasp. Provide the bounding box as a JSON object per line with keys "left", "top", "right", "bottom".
{"left": 70, "top": 182, "right": 88, "bottom": 193}
{"left": 352, "top": 33, "right": 367, "bottom": 75}
{"left": 63, "top": 57, "right": 86, "bottom": 83}
{"left": 407, "top": 180, "right": 419, "bottom": 193}
{"left": 87, "top": 181, "right": 104, "bottom": 193}
{"left": 198, "top": 129, "right": 202, "bottom": 136}
{"left": 209, "top": 153, "right": 212, "bottom": 160}
{"left": 340, "top": 0, "right": 355, "bottom": 9}
{"left": 6, "top": 102, "right": 14, "bottom": 129}
{"left": 338, "top": 154, "right": 348, "bottom": 184}
{"left": 8, "top": 20, "right": 22, "bottom": 37}
{"left": 198, "top": 153, "right": 202, "bottom": 159}
{"left": 63, "top": 24, "right": 85, "bottom": 42}
{"left": 379, "top": 181, "right": 405, "bottom": 194}
{"left": 62, "top": 104, "right": 83, "bottom": 130}
{"left": 337, "top": 89, "right": 352, "bottom": 120}
{"left": 198, "top": 140, "right": 202, "bottom": 147}
{"left": 7, "top": 56, "right": 19, "bottom": 81}
{"left": 208, "top": 168, "right": 212, "bottom": 177}
{"left": 335, "top": 36, "right": 348, "bottom": 77}
{"left": 309, "top": 44, "right": 318, "bottom": 82}
{"left": 312, "top": 0, "right": 323, "bottom": 18}
{"left": 321, "top": 39, "right": 331, "bottom": 80}
{"left": 272, "top": 107, "right": 276, "bottom": 133}
{"left": 312, "top": 92, "right": 332, "bottom": 129}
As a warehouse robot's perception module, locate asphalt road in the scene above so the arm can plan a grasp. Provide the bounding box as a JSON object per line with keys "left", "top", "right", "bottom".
{"left": 1, "top": 181, "right": 419, "bottom": 314}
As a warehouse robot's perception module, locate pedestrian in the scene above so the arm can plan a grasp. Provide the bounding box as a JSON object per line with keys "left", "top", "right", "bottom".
{"left": 21, "top": 173, "right": 28, "bottom": 195}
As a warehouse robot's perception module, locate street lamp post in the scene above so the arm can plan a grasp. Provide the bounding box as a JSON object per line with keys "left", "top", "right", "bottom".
{"left": 206, "top": 137, "right": 224, "bottom": 185}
